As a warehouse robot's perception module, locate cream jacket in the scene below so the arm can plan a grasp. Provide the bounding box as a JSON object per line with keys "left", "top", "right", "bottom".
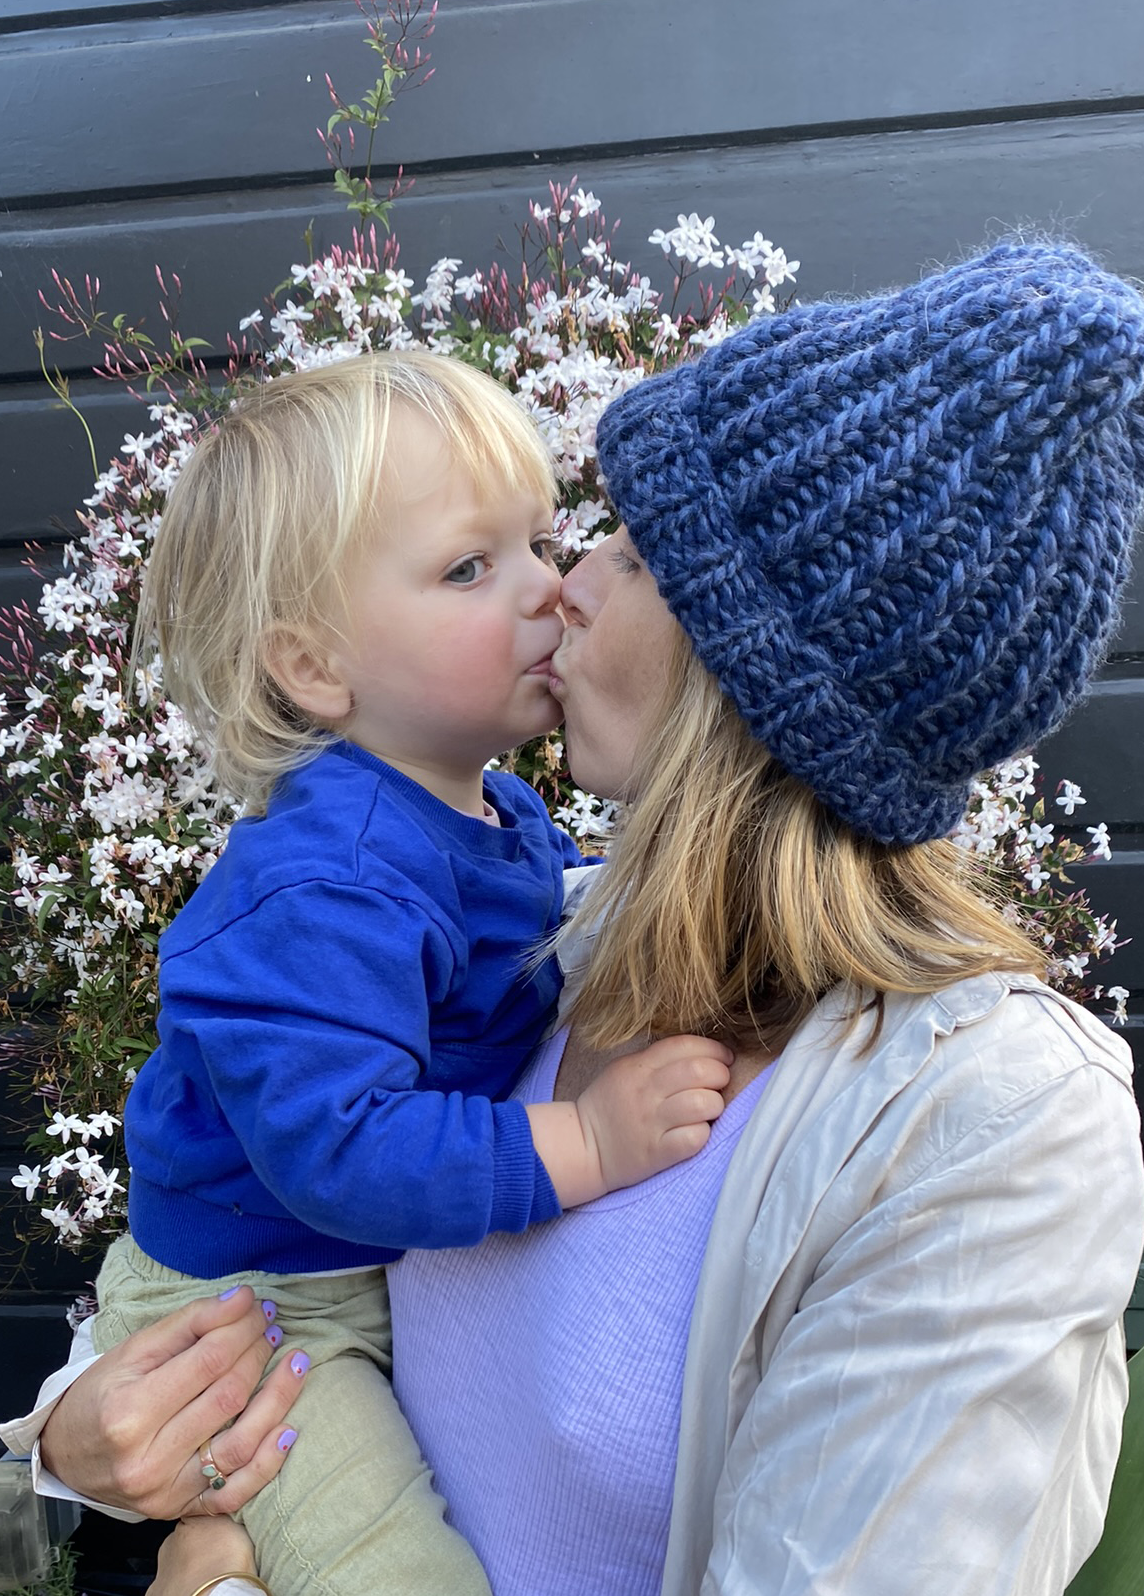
{"left": 663, "top": 971, "right": 1143, "bottom": 1596}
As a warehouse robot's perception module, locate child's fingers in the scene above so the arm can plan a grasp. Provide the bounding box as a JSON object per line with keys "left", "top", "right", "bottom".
{"left": 659, "top": 1086, "right": 727, "bottom": 1129}
{"left": 642, "top": 1035, "right": 734, "bottom": 1070}
{"left": 651, "top": 1051, "right": 732, "bottom": 1097}
{"left": 659, "top": 1120, "right": 715, "bottom": 1161}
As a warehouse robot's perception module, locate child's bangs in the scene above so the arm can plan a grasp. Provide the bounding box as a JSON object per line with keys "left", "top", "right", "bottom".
{"left": 393, "top": 355, "right": 557, "bottom": 510}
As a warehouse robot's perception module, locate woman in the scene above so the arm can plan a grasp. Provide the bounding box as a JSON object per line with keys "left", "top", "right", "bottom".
{"left": 10, "top": 240, "right": 1144, "bottom": 1596}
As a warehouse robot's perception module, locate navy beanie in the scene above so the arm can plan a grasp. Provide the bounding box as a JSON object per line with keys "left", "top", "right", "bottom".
{"left": 595, "top": 241, "right": 1144, "bottom": 845}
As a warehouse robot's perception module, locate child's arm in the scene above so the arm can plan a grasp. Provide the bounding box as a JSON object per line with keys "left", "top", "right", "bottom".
{"left": 526, "top": 1036, "right": 732, "bottom": 1208}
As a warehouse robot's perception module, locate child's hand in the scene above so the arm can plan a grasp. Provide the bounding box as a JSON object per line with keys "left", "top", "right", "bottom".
{"left": 579, "top": 1036, "right": 732, "bottom": 1192}
{"left": 527, "top": 1037, "right": 732, "bottom": 1208}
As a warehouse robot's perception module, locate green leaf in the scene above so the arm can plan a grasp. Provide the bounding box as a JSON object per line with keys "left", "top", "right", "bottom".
{"left": 1065, "top": 1350, "right": 1144, "bottom": 1595}
{"left": 35, "top": 891, "right": 64, "bottom": 930}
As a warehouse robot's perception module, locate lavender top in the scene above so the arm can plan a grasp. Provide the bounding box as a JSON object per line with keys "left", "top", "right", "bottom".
{"left": 388, "top": 1028, "right": 775, "bottom": 1596}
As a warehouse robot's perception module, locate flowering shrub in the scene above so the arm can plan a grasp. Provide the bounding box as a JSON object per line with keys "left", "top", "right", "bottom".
{"left": 0, "top": 3, "right": 1125, "bottom": 1256}
{"left": 954, "top": 759, "right": 1127, "bottom": 1019}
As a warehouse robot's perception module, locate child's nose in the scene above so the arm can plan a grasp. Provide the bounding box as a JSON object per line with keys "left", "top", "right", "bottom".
{"left": 530, "top": 558, "right": 562, "bottom": 612}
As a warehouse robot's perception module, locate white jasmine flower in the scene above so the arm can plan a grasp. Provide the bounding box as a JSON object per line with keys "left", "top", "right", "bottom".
{"left": 1107, "top": 986, "right": 1130, "bottom": 1024}
{"left": 554, "top": 788, "right": 618, "bottom": 839}
{"left": 40, "top": 1203, "right": 83, "bottom": 1242}
{"left": 12, "top": 1165, "right": 41, "bottom": 1201}
{"left": 84, "top": 1110, "right": 120, "bottom": 1141}
{"left": 46, "top": 1111, "right": 87, "bottom": 1144}
{"left": 762, "top": 246, "right": 799, "bottom": 286}
{"left": 118, "top": 733, "right": 153, "bottom": 769}
{"left": 453, "top": 272, "right": 484, "bottom": 303}
{"left": 1055, "top": 780, "right": 1086, "bottom": 815}
{"left": 1086, "top": 822, "right": 1112, "bottom": 861}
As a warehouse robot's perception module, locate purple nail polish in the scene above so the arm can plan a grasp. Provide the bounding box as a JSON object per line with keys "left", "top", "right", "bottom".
{"left": 261, "top": 1299, "right": 277, "bottom": 1323}
{"left": 277, "top": 1428, "right": 298, "bottom": 1452}
{"left": 264, "top": 1324, "right": 283, "bottom": 1348}
{"left": 290, "top": 1351, "right": 311, "bottom": 1377}
{"left": 218, "top": 1285, "right": 242, "bottom": 1300}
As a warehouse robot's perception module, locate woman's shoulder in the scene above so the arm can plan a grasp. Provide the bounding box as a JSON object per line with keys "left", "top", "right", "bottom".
{"left": 746, "top": 973, "right": 1137, "bottom": 1197}
{"left": 895, "top": 972, "right": 1133, "bottom": 1095}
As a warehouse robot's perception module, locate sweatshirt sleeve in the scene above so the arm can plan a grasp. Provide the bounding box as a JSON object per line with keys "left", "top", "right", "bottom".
{"left": 147, "top": 880, "right": 560, "bottom": 1250}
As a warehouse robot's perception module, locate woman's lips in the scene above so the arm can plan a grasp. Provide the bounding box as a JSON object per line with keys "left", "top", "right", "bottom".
{"left": 547, "top": 653, "right": 567, "bottom": 698}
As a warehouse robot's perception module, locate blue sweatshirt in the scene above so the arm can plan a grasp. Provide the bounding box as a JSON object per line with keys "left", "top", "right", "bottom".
{"left": 126, "top": 741, "right": 584, "bottom": 1276}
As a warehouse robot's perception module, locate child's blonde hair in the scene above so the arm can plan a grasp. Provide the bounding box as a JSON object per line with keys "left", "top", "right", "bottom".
{"left": 134, "top": 350, "right": 556, "bottom": 811}
{"left": 564, "top": 625, "right": 1044, "bottom": 1056}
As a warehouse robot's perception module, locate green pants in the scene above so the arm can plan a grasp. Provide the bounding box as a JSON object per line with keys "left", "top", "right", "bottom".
{"left": 91, "top": 1235, "right": 491, "bottom": 1596}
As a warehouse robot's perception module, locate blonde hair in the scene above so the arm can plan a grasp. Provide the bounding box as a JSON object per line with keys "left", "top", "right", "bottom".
{"left": 564, "top": 626, "right": 1044, "bottom": 1055}
{"left": 134, "top": 350, "right": 556, "bottom": 810}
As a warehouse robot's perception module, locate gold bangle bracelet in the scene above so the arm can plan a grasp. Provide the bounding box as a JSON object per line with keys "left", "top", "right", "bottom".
{"left": 187, "top": 1576, "right": 274, "bottom": 1596}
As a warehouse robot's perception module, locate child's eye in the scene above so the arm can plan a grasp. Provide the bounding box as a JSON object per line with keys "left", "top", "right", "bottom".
{"left": 444, "top": 555, "right": 490, "bottom": 585}
{"left": 531, "top": 534, "right": 557, "bottom": 564}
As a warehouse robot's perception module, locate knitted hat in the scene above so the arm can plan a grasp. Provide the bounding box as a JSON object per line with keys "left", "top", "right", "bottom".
{"left": 595, "top": 241, "right": 1144, "bottom": 844}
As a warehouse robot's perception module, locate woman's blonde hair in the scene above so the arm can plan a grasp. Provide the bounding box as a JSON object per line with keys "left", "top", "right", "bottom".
{"left": 134, "top": 350, "right": 556, "bottom": 810}
{"left": 564, "top": 625, "right": 1044, "bottom": 1056}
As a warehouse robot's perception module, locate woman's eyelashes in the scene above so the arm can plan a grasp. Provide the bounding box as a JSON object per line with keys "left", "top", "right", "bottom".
{"left": 609, "top": 544, "right": 640, "bottom": 574}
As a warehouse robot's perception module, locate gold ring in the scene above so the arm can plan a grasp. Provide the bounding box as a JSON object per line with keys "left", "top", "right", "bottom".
{"left": 199, "top": 1438, "right": 228, "bottom": 1491}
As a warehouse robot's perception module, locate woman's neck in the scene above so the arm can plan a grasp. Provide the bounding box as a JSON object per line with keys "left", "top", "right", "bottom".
{"left": 554, "top": 1028, "right": 774, "bottom": 1107}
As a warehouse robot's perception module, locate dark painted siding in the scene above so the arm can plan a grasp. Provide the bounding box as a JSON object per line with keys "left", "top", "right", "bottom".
{"left": 2, "top": 0, "right": 1142, "bottom": 1399}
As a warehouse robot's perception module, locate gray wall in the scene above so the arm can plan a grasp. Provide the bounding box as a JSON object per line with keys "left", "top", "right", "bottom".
{"left": 1, "top": 4, "right": 1142, "bottom": 1383}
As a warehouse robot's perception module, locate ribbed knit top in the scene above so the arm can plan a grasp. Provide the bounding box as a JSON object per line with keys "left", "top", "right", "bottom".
{"left": 389, "top": 1028, "right": 775, "bottom": 1595}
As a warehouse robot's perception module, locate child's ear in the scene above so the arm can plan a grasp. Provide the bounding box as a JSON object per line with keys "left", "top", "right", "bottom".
{"left": 262, "top": 626, "right": 352, "bottom": 725}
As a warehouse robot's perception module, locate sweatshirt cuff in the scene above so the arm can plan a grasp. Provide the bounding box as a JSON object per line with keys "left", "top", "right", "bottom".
{"left": 489, "top": 1099, "right": 562, "bottom": 1233}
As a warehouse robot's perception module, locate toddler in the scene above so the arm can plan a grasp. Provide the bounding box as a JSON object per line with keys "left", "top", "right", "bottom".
{"left": 89, "top": 351, "right": 730, "bottom": 1596}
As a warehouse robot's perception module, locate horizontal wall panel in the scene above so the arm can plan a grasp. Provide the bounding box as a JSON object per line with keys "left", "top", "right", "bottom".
{"left": 1, "top": 382, "right": 141, "bottom": 545}
{"left": 4, "top": 108, "right": 1143, "bottom": 377}
{"left": 1056, "top": 854, "right": 1144, "bottom": 995}
{"left": 3, "top": 0, "right": 1144, "bottom": 205}
{"left": 0, "top": 1306, "right": 76, "bottom": 1419}
{"left": 1037, "top": 674, "right": 1144, "bottom": 827}
{"left": 0, "top": 0, "right": 300, "bottom": 25}
{"left": 0, "top": 551, "right": 65, "bottom": 620}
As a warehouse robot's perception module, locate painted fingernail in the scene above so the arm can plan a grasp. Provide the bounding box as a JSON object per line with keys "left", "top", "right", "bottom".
{"left": 289, "top": 1351, "right": 310, "bottom": 1378}
{"left": 264, "top": 1325, "right": 283, "bottom": 1348}
{"left": 218, "top": 1285, "right": 243, "bottom": 1300}
{"left": 261, "top": 1299, "right": 277, "bottom": 1323}
{"left": 277, "top": 1428, "right": 298, "bottom": 1452}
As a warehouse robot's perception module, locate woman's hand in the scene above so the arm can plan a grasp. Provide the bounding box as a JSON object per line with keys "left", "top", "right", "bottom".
{"left": 40, "top": 1286, "right": 306, "bottom": 1520}
{"left": 148, "top": 1517, "right": 257, "bottom": 1596}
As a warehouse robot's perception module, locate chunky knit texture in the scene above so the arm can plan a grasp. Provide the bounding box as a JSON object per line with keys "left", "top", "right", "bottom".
{"left": 596, "top": 242, "right": 1144, "bottom": 844}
